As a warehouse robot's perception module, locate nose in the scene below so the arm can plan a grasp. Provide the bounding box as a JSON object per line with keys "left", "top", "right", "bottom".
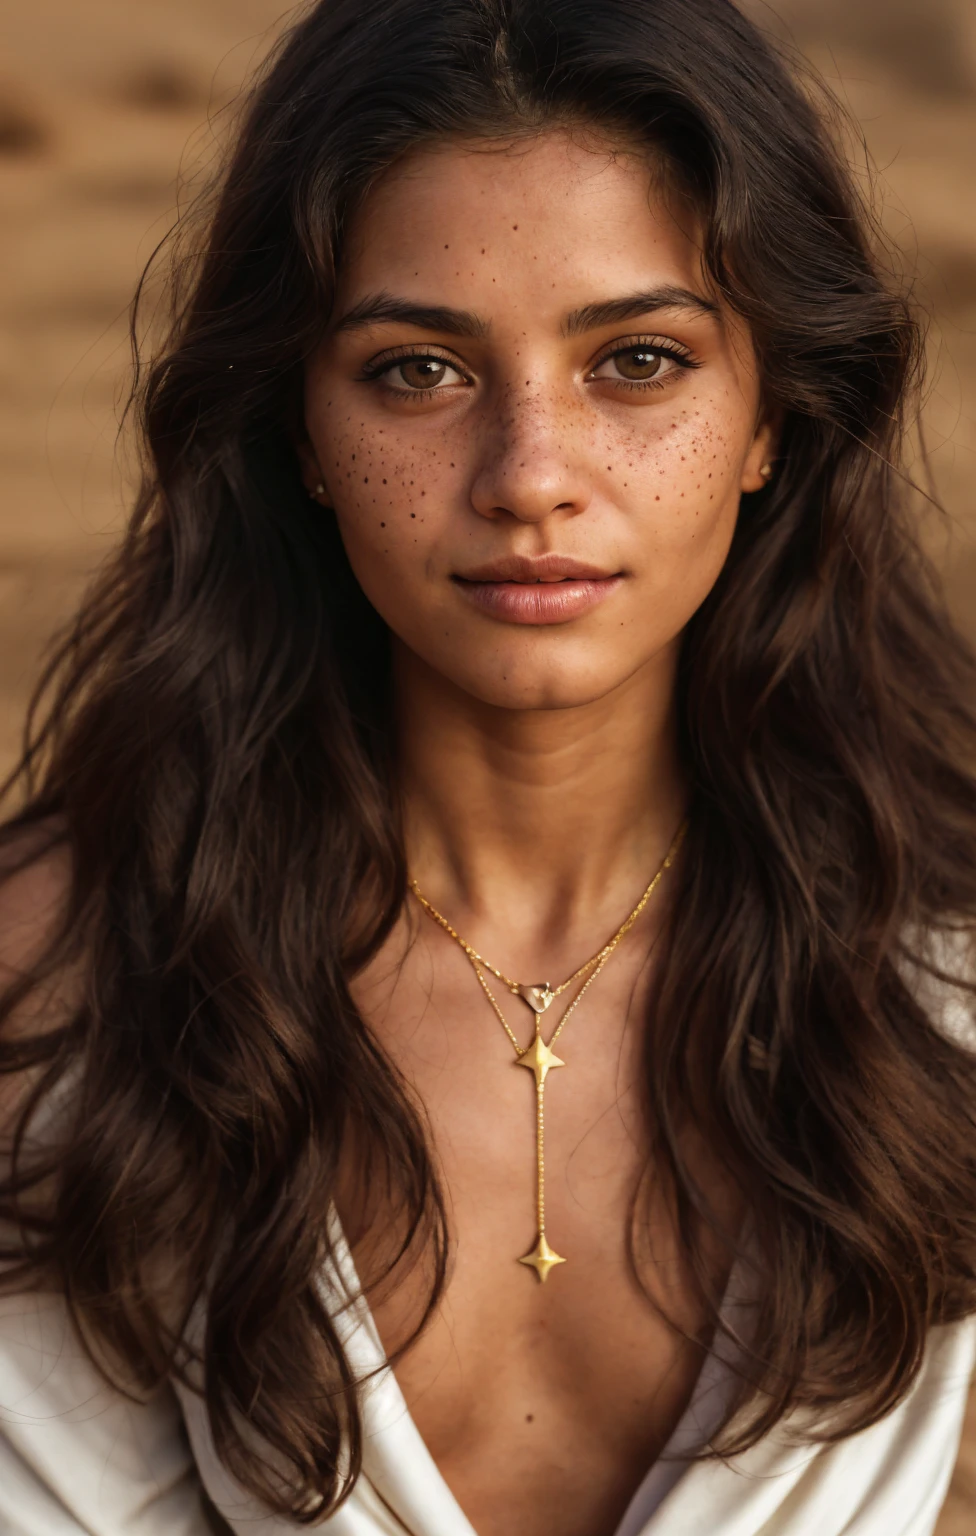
{"left": 468, "top": 383, "right": 592, "bottom": 524}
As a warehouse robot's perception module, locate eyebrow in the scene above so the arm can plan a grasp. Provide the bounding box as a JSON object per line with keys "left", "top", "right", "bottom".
{"left": 332, "top": 293, "right": 489, "bottom": 338}
{"left": 332, "top": 284, "right": 719, "bottom": 340}
{"left": 563, "top": 286, "right": 720, "bottom": 335}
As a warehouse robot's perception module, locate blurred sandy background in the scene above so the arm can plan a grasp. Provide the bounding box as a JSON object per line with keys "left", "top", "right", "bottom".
{"left": 0, "top": 0, "right": 974, "bottom": 1526}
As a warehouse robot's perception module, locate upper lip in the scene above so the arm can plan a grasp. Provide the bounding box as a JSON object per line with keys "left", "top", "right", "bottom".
{"left": 454, "top": 554, "right": 621, "bottom": 583}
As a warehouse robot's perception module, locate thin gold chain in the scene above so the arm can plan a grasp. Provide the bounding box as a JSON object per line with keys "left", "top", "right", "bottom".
{"left": 475, "top": 950, "right": 616, "bottom": 1235}
{"left": 474, "top": 938, "right": 614, "bottom": 1055}
{"left": 410, "top": 893, "right": 597, "bottom": 1000}
{"left": 408, "top": 822, "right": 687, "bottom": 1280}
{"left": 409, "top": 820, "right": 686, "bottom": 1002}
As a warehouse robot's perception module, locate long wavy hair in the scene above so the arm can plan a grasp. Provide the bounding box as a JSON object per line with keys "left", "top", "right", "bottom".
{"left": 2, "top": 0, "right": 976, "bottom": 1520}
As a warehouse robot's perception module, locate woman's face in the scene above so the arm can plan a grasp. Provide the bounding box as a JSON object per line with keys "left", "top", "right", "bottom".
{"left": 302, "top": 129, "right": 775, "bottom": 710}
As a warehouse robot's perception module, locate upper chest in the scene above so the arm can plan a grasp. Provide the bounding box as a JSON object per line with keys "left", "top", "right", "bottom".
{"left": 341, "top": 930, "right": 733, "bottom": 1536}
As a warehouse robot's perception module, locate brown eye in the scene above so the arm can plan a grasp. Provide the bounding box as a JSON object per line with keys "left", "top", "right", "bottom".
{"left": 589, "top": 344, "right": 691, "bottom": 387}
{"left": 396, "top": 358, "right": 446, "bottom": 388}
{"left": 386, "top": 356, "right": 465, "bottom": 390}
{"left": 607, "top": 348, "right": 665, "bottom": 381}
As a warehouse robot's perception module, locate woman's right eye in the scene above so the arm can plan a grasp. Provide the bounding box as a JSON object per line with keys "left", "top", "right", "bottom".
{"left": 382, "top": 357, "right": 466, "bottom": 390}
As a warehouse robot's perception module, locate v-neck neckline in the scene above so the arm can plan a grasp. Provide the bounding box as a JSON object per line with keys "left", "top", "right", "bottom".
{"left": 322, "top": 1219, "right": 744, "bottom": 1536}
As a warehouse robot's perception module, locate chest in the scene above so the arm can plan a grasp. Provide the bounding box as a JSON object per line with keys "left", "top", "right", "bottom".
{"left": 343, "top": 933, "right": 728, "bottom": 1536}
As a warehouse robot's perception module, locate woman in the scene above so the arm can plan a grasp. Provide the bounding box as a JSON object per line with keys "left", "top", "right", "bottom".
{"left": 1, "top": 0, "right": 975, "bottom": 1532}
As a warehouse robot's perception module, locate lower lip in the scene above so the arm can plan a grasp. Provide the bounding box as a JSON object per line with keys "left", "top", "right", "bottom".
{"left": 454, "top": 576, "right": 623, "bottom": 625}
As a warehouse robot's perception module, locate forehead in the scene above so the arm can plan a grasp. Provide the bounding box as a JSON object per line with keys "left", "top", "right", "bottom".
{"left": 334, "top": 128, "right": 711, "bottom": 320}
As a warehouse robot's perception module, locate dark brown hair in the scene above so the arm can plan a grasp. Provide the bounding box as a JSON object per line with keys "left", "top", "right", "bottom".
{"left": 2, "top": 0, "right": 976, "bottom": 1520}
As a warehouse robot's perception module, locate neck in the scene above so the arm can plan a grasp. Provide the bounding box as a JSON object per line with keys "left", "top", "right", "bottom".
{"left": 397, "top": 643, "right": 686, "bottom": 964}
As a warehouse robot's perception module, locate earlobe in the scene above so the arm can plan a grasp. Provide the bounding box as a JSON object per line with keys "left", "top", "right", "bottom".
{"left": 740, "top": 455, "right": 776, "bottom": 494}
{"left": 294, "top": 437, "right": 331, "bottom": 505}
{"left": 741, "top": 413, "right": 782, "bottom": 493}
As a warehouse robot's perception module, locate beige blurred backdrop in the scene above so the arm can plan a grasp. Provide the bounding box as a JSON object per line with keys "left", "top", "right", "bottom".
{"left": 0, "top": 0, "right": 974, "bottom": 1526}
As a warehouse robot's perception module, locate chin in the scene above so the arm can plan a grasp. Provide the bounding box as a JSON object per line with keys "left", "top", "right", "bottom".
{"left": 448, "top": 655, "right": 642, "bottom": 712}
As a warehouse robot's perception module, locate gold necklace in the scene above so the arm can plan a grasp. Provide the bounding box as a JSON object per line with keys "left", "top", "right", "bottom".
{"left": 409, "top": 821, "right": 686, "bottom": 1282}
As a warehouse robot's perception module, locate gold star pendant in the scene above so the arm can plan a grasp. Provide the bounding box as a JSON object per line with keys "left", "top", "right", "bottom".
{"left": 516, "top": 1032, "right": 565, "bottom": 1087}
{"left": 519, "top": 1231, "right": 567, "bottom": 1283}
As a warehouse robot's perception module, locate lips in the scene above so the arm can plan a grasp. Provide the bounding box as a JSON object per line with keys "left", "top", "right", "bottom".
{"left": 453, "top": 554, "right": 623, "bottom": 625}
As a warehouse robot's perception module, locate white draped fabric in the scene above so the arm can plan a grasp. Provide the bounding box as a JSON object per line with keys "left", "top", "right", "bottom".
{"left": 0, "top": 1253, "right": 973, "bottom": 1536}
{"left": 2, "top": 931, "right": 974, "bottom": 1535}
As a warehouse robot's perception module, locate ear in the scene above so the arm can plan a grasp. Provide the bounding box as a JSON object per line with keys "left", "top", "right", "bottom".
{"left": 740, "top": 404, "right": 783, "bottom": 494}
{"left": 294, "top": 436, "right": 331, "bottom": 505}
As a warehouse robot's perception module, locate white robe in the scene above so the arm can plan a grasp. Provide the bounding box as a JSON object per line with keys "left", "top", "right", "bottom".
{"left": 0, "top": 1238, "right": 973, "bottom": 1536}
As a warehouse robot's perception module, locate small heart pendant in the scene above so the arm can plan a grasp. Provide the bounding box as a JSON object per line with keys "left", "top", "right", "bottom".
{"left": 518, "top": 983, "right": 555, "bottom": 1014}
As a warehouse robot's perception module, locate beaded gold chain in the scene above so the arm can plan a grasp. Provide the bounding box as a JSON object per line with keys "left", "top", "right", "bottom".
{"left": 409, "top": 821, "right": 686, "bottom": 1281}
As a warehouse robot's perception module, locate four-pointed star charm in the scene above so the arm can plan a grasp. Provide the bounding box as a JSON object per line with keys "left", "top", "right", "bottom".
{"left": 516, "top": 1031, "right": 565, "bottom": 1087}
{"left": 519, "top": 1231, "right": 567, "bottom": 1283}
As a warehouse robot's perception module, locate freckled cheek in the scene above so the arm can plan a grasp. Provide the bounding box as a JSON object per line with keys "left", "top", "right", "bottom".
{"left": 623, "top": 430, "right": 736, "bottom": 532}
{"left": 315, "top": 414, "right": 458, "bottom": 567}
{"left": 615, "top": 405, "right": 747, "bottom": 594}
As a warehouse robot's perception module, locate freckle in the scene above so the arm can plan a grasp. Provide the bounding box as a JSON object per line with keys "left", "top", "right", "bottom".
{"left": 526, "top": 1414, "right": 534, "bottom": 1424}
{"left": 481, "top": 248, "right": 486, "bottom": 254}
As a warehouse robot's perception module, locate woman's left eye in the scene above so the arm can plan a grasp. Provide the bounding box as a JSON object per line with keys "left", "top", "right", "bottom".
{"left": 589, "top": 346, "right": 687, "bottom": 386}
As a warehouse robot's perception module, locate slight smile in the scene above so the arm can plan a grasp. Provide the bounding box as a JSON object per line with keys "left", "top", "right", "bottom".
{"left": 452, "top": 555, "right": 624, "bottom": 626}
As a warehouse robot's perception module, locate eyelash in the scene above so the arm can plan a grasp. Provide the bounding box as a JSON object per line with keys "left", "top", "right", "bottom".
{"left": 358, "top": 347, "right": 469, "bottom": 400}
{"left": 359, "top": 335, "right": 700, "bottom": 398}
{"left": 590, "top": 337, "right": 700, "bottom": 391}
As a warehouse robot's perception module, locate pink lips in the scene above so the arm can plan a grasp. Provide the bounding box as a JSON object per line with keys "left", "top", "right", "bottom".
{"left": 453, "top": 554, "right": 623, "bottom": 626}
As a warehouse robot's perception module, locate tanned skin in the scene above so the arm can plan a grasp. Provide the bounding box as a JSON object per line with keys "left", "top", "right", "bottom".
{"left": 298, "top": 128, "right": 775, "bottom": 1536}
